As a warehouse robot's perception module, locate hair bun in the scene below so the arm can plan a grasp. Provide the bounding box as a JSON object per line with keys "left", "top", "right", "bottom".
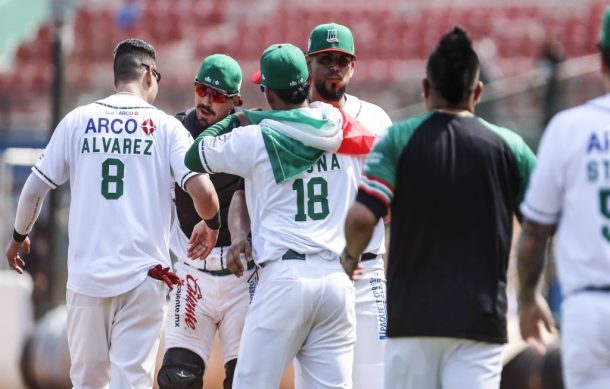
{"left": 439, "top": 27, "right": 473, "bottom": 54}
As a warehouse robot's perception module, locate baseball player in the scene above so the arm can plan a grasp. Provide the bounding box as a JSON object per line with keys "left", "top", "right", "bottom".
{"left": 4, "top": 39, "right": 220, "bottom": 388}
{"left": 185, "top": 43, "right": 361, "bottom": 389}
{"left": 157, "top": 54, "right": 257, "bottom": 389}
{"left": 306, "top": 22, "right": 392, "bottom": 389}
{"left": 518, "top": 8, "right": 610, "bottom": 388}
{"left": 342, "top": 27, "right": 536, "bottom": 389}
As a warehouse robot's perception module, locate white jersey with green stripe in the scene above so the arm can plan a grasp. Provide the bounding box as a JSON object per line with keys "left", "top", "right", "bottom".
{"left": 522, "top": 94, "right": 610, "bottom": 296}
{"left": 32, "top": 93, "right": 198, "bottom": 297}
{"left": 343, "top": 94, "right": 392, "bottom": 255}
{"left": 197, "top": 119, "right": 361, "bottom": 264}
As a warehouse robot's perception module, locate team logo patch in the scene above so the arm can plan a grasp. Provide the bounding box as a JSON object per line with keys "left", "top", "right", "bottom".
{"left": 327, "top": 29, "right": 339, "bottom": 43}
{"left": 141, "top": 118, "right": 156, "bottom": 135}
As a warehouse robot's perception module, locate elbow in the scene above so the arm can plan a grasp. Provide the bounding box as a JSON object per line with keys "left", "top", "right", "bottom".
{"left": 184, "top": 146, "right": 200, "bottom": 172}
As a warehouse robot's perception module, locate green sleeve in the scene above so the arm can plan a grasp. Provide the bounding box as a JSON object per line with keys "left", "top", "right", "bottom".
{"left": 185, "top": 114, "right": 241, "bottom": 172}
{"left": 477, "top": 118, "right": 537, "bottom": 205}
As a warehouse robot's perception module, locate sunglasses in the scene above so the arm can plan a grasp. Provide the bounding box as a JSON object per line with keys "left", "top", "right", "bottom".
{"left": 193, "top": 81, "right": 237, "bottom": 103}
{"left": 141, "top": 63, "right": 161, "bottom": 83}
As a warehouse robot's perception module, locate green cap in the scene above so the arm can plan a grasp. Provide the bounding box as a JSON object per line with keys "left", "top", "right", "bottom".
{"left": 601, "top": 7, "right": 610, "bottom": 49}
{"left": 307, "top": 23, "right": 356, "bottom": 57}
{"left": 195, "top": 54, "right": 242, "bottom": 95}
{"left": 260, "top": 43, "right": 309, "bottom": 90}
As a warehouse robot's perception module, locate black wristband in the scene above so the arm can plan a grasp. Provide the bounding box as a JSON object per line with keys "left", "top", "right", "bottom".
{"left": 13, "top": 229, "right": 28, "bottom": 243}
{"left": 204, "top": 212, "right": 220, "bottom": 231}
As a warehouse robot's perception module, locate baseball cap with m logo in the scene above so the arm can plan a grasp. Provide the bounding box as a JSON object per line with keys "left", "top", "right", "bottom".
{"left": 307, "top": 23, "right": 356, "bottom": 58}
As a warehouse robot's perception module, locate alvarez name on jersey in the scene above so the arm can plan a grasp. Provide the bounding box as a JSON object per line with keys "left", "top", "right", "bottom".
{"left": 33, "top": 93, "right": 198, "bottom": 297}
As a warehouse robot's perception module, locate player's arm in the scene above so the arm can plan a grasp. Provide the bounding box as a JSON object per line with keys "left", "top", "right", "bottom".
{"left": 227, "top": 186, "right": 251, "bottom": 277}
{"left": 343, "top": 190, "right": 387, "bottom": 280}
{"left": 5, "top": 173, "right": 52, "bottom": 274}
{"left": 185, "top": 113, "right": 251, "bottom": 172}
{"left": 516, "top": 218, "right": 556, "bottom": 353}
{"left": 184, "top": 174, "right": 219, "bottom": 220}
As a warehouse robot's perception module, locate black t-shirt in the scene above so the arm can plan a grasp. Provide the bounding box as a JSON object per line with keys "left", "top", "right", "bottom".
{"left": 174, "top": 108, "right": 242, "bottom": 247}
{"left": 357, "top": 112, "right": 536, "bottom": 344}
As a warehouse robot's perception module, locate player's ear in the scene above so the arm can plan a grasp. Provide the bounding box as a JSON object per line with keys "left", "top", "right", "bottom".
{"left": 422, "top": 78, "right": 431, "bottom": 99}
{"left": 472, "top": 81, "right": 483, "bottom": 104}
{"left": 348, "top": 61, "right": 355, "bottom": 78}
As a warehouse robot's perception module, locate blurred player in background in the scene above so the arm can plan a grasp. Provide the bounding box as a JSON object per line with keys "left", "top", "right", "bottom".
{"left": 4, "top": 38, "right": 219, "bottom": 388}
{"left": 342, "top": 27, "right": 536, "bottom": 389}
{"left": 517, "top": 7, "right": 610, "bottom": 388}
{"left": 185, "top": 43, "right": 360, "bottom": 388}
{"left": 306, "top": 22, "right": 392, "bottom": 389}
{"left": 157, "top": 53, "right": 257, "bottom": 389}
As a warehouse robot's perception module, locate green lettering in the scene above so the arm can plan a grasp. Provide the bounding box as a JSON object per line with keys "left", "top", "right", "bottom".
{"left": 133, "top": 138, "right": 141, "bottom": 154}
{"left": 588, "top": 161, "right": 598, "bottom": 182}
{"left": 81, "top": 138, "right": 90, "bottom": 153}
{"left": 316, "top": 155, "right": 327, "bottom": 172}
{"left": 330, "top": 154, "right": 340, "bottom": 170}
{"left": 102, "top": 137, "right": 112, "bottom": 153}
{"left": 123, "top": 138, "right": 132, "bottom": 154}
{"left": 92, "top": 137, "right": 100, "bottom": 152}
{"left": 111, "top": 138, "right": 121, "bottom": 153}
{"left": 144, "top": 139, "right": 153, "bottom": 155}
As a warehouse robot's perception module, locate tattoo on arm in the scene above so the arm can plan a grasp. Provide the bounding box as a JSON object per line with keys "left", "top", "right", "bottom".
{"left": 517, "top": 219, "right": 556, "bottom": 303}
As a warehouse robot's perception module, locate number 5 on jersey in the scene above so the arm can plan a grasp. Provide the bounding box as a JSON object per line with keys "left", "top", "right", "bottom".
{"left": 101, "top": 158, "right": 125, "bottom": 199}
{"left": 292, "top": 177, "right": 329, "bottom": 221}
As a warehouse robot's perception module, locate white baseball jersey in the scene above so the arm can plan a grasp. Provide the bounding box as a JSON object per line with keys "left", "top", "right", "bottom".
{"left": 343, "top": 93, "right": 392, "bottom": 256}
{"left": 33, "top": 93, "right": 197, "bottom": 297}
{"left": 197, "top": 115, "right": 361, "bottom": 264}
{"left": 521, "top": 94, "right": 610, "bottom": 296}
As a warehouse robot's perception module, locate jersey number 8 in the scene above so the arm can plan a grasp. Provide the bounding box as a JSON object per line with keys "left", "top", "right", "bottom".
{"left": 101, "top": 158, "right": 125, "bottom": 200}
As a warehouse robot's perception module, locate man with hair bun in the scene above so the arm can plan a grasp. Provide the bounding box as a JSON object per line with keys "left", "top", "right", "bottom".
{"left": 342, "top": 27, "right": 536, "bottom": 389}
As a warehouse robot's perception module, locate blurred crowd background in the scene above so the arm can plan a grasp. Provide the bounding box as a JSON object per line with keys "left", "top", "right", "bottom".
{"left": 0, "top": 0, "right": 606, "bottom": 387}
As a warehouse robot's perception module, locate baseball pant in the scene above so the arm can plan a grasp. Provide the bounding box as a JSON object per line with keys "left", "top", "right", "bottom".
{"left": 233, "top": 253, "right": 357, "bottom": 389}
{"left": 385, "top": 337, "right": 503, "bottom": 389}
{"left": 66, "top": 276, "right": 166, "bottom": 389}
{"left": 561, "top": 291, "right": 610, "bottom": 389}
{"left": 164, "top": 260, "right": 257, "bottom": 365}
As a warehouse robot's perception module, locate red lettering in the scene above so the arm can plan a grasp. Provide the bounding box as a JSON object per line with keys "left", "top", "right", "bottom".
{"left": 184, "top": 274, "right": 202, "bottom": 330}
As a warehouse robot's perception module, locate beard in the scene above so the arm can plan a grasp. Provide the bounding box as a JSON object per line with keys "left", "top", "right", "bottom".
{"left": 314, "top": 79, "right": 346, "bottom": 101}
{"left": 196, "top": 104, "right": 215, "bottom": 128}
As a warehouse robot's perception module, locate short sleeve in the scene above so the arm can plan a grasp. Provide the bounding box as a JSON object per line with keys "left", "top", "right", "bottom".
{"left": 198, "top": 125, "right": 259, "bottom": 179}
{"left": 168, "top": 118, "right": 199, "bottom": 191}
{"left": 520, "top": 118, "right": 564, "bottom": 225}
{"left": 32, "top": 113, "right": 72, "bottom": 189}
{"left": 360, "top": 126, "right": 401, "bottom": 205}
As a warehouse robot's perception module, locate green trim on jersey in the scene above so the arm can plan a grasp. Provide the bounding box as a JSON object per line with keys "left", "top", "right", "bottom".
{"left": 362, "top": 112, "right": 433, "bottom": 203}
{"left": 477, "top": 118, "right": 537, "bottom": 205}
{"left": 94, "top": 101, "right": 156, "bottom": 110}
{"left": 201, "top": 114, "right": 241, "bottom": 138}
{"left": 261, "top": 124, "right": 326, "bottom": 184}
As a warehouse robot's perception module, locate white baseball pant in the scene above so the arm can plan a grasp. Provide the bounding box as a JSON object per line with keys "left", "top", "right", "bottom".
{"left": 66, "top": 276, "right": 166, "bottom": 389}
{"left": 385, "top": 337, "right": 503, "bottom": 389}
{"left": 233, "top": 253, "right": 356, "bottom": 389}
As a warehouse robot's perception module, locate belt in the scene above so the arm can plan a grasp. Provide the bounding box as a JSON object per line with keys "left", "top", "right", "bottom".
{"left": 199, "top": 260, "right": 256, "bottom": 276}
{"left": 575, "top": 285, "right": 610, "bottom": 293}
{"left": 280, "top": 249, "right": 377, "bottom": 261}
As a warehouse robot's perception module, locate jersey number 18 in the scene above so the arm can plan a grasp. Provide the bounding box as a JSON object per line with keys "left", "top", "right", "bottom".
{"left": 292, "top": 177, "right": 329, "bottom": 221}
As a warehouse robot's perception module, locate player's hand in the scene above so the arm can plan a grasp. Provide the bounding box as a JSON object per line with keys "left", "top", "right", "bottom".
{"left": 187, "top": 221, "right": 219, "bottom": 259}
{"left": 518, "top": 293, "right": 555, "bottom": 355}
{"left": 227, "top": 237, "right": 252, "bottom": 277}
{"left": 340, "top": 247, "right": 364, "bottom": 281}
{"left": 5, "top": 237, "right": 30, "bottom": 274}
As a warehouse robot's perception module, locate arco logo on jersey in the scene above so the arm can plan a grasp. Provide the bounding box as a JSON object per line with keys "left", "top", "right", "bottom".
{"left": 141, "top": 118, "right": 156, "bottom": 136}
